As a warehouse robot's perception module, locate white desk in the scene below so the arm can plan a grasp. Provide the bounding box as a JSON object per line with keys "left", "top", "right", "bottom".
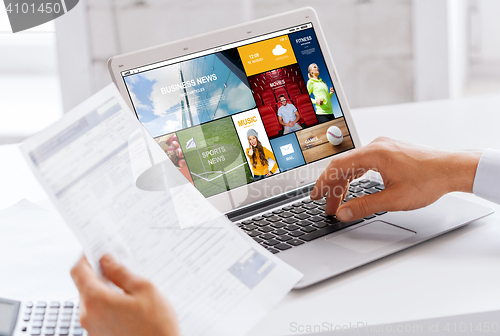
{"left": 1, "top": 95, "right": 500, "bottom": 335}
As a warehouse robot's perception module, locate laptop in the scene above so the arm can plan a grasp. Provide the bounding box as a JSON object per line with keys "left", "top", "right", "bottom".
{"left": 108, "top": 7, "right": 493, "bottom": 288}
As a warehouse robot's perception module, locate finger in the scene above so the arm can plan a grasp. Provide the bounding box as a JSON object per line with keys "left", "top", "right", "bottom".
{"left": 336, "top": 190, "right": 392, "bottom": 221}
{"left": 324, "top": 181, "right": 348, "bottom": 215}
{"left": 71, "top": 256, "right": 108, "bottom": 295}
{"left": 324, "top": 179, "right": 349, "bottom": 215}
{"left": 311, "top": 149, "right": 375, "bottom": 200}
{"left": 100, "top": 254, "right": 147, "bottom": 294}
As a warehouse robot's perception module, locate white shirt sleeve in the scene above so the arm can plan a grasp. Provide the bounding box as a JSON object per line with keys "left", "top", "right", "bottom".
{"left": 473, "top": 149, "right": 500, "bottom": 205}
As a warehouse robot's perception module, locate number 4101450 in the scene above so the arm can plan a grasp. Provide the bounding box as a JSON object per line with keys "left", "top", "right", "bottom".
{"left": 5, "top": 2, "right": 62, "bottom": 14}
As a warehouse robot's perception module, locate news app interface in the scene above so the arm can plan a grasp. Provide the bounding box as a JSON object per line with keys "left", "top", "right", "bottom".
{"left": 122, "top": 23, "right": 355, "bottom": 198}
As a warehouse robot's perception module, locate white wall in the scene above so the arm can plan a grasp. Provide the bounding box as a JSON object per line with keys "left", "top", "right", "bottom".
{"left": 0, "top": 12, "right": 62, "bottom": 144}
{"left": 463, "top": 0, "right": 500, "bottom": 96}
{"left": 468, "top": 0, "right": 500, "bottom": 73}
{"left": 0, "top": 10, "right": 57, "bottom": 74}
{"left": 475, "top": 0, "right": 500, "bottom": 61}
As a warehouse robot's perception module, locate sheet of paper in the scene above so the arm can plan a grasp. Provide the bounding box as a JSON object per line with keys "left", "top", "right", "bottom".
{"left": 20, "top": 83, "right": 302, "bottom": 336}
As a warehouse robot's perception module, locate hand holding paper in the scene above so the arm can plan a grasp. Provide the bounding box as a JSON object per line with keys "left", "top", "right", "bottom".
{"left": 71, "top": 254, "right": 180, "bottom": 336}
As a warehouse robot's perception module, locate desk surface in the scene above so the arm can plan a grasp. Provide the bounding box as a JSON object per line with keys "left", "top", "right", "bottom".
{"left": 2, "top": 95, "right": 500, "bottom": 335}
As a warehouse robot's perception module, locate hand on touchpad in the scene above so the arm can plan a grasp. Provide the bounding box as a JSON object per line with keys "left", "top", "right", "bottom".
{"left": 326, "top": 220, "right": 416, "bottom": 253}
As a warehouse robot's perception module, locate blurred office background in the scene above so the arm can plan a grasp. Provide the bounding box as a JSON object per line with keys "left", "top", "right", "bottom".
{"left": 1, "top": 0, "right": 499, "bottom": 144}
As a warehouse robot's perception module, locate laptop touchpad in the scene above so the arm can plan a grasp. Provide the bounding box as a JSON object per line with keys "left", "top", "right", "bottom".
{"left": 326, "top": 220, "right": 416, "bottom": 253}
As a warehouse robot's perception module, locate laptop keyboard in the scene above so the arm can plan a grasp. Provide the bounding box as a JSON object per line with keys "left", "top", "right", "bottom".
{"left": 234, "top": 179, "right": 387, "bottom": 254}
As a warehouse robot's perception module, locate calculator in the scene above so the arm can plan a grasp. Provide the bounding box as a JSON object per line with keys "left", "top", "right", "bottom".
{"left": 0, "top": 298, "right": 87, "bottom": 336}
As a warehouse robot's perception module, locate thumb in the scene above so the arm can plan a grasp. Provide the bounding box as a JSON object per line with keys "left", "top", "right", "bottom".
{"left": 100, "top": 254, "right": 146, "bottom": 294}
{"left": 336, "top": 192, "right": 389, "bottom": 222}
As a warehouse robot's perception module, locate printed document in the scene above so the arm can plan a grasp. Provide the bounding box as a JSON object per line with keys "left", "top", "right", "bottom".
{"left": 20, "top": 84, "right": 302, "bottom": 336}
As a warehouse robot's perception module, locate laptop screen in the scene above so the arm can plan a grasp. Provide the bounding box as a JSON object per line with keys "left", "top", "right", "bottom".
{"left": 120, "top": 23, "right": 355, "bottom": 198}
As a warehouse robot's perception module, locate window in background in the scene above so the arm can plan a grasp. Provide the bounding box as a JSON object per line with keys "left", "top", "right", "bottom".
{"left": 464, "top": 0, "right": 500, "bottom": 97}
{"left": 0, "top": 9, "right": 62, "bottom": 145}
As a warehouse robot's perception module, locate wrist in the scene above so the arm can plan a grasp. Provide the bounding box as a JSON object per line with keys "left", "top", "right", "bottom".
{"left": 444, "top": 151, "right": 482, "bottom": 193}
